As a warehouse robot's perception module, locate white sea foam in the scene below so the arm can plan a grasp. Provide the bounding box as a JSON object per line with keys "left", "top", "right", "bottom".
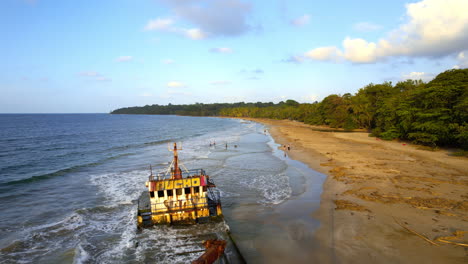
{"left": 133, "top": 222, "right": 229, "bottom": 263}
{"left": 89, "top": 170, "right": 148, "bottom": 204}
{"left": 240, "top": 171, "right": 292, "bottom": 205}
{"left": 72, "top": 243, "right": 90, "bottom": 264}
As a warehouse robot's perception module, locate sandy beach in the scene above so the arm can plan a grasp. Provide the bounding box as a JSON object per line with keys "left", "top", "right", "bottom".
{"left": 249, "top": 118, "right": 467, "bottom": 263}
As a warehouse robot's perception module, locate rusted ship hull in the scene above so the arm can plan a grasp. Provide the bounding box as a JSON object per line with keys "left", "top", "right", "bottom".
{"left": 137, "top": 186, "right": 223, "bottom": 227}
{"left": 135, "top": 143, "right": 244, "bottom": 263}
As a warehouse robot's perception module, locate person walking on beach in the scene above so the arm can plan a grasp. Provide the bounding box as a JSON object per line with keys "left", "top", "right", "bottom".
{"left": 287, "top": 144, "right": 291, "bottom": 151}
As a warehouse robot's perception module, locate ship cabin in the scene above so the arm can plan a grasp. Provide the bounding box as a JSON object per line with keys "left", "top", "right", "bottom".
{"left": 137, "top": 143, "right": 223, "bottom": 227}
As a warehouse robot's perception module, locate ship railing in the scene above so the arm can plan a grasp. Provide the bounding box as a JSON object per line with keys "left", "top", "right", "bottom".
{"left": 149, "top": 197, "right": 209, "bottom": 214}
{"left": 150, "top": 169, "right": 206, "bottom": 181}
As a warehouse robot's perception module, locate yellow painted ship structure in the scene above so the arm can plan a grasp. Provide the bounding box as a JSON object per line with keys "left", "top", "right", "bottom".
{"left": 137, "top": 143, "right": 223, "bottom": 227}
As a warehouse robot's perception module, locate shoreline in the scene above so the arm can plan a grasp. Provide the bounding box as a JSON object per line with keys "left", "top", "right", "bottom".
{"left": 245, "top": 118, "right": 467, "bottom": 263}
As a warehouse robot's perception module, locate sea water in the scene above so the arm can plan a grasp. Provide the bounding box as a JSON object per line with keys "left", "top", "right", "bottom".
{"left": 0, "top": 114, "right": 325, "bottom": 263}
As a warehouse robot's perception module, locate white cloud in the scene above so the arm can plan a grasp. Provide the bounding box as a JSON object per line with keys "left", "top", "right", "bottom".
{"left": 145, "top": 0, "right": 252, "bottom": 39}
{"left": 305, "top": 46, "right": 343, "bottom": 61}
{"left": 453, "top": 50, "right": 468, "bottom": 68}
{"left": 304, "top": 0, "right": 468, "bottom": 63}
{"left": 353, "top": 22, "right": 382, "bottom": 32}
{"left": 144, "top": 18, "right": 174, "bottom": 31}
{"left": 291, "top": 14, "right": 310, "bottom": 27}
{"left": 115, "top": 56, "right": 133, "bottom": 62}
{"left": 79, "top": 71, "right": 111, "bottom": 82}
{"left": 166, "top": 81, "right": 186, "bottom": 88}
{"left": 210, "top": 80, "right": 231, "bottom": 85}
{"left": 184, "top": 28, "right": 207, "bottom": 40}
{"left": 301, "top": 94, "right": 319, "bottom": 103}
{"left": 210, "top": 47, "right": 233, "bottom": 53}
{"left": 342, "top": 37, "right": 378, "bottom": 63}
{"left": 144, "top": 17, "right": 207, "bottom": 40}
{"left": 168, "top": 0, "right": 252, "bottom": 36}
{"left": 402, "top": 72, "right": 434, "bottom": 82}
{"left": 162, "top": 59, "right": 175, "bottom": 64}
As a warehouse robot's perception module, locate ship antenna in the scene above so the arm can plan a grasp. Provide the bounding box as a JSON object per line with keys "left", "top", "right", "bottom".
{"left": 149, "top": 165, "right": 154, "bottom": 181}
{"left": 169, "top": 142, "right": 183, "bottom": 180}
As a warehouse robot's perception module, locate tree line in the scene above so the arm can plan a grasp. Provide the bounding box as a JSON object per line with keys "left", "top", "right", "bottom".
{"left": 111, "top": 69, "right": 468, "bottom": 149}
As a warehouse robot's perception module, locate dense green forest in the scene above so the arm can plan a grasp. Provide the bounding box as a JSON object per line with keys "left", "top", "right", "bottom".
{"left": 111, "top": 69, "right": 468, "bottom": 149}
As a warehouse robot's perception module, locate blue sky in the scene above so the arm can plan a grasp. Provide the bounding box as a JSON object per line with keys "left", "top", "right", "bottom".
{"left": 1, "top": 0, "right": 467, "bottom": 113}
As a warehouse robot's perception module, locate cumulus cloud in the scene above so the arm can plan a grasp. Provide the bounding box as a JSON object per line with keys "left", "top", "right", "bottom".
{"left": 184, "top": 28, "right": 207, "bottom": 40}
{"left": 402, "top": 72, "right": 434, "bottom": 82}
{"left": 145, "top": 0, "right": 252, "bottom": 39}
{"left": 169, "top": 0, "right": 252, "bottom": 36}
{"left": 144, "top": 17, "right": 208, "bottom": 40}
{"left": 166, "top": 81, "right": 186, "bottom": 88}
{"left": 144, "top": 17, "right": 206, "bottom": 39}
{"left": 453, "top": 50, "right": 468, "bottom": 68}
{"left": 210, "top": 47, "right": 233, "bottom": 53}
{"left": 115, "top": 56, "right": 133, "bottom": 62}
{"left": 353, "top": 22, "right": 382, "bottom": 32}
{"left": 305, "top": 46, "right": 343, "bottom": 61}
{"left": 304, "top": 0, "right": 468, "bottom": 63}
{"left": 144, "top": 18, "right": 174, "bottom": 31}
{"left": 291, "top": 14, "right": 310, "bottom": 27}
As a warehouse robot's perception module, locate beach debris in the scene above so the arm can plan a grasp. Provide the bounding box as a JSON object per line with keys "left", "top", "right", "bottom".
{"left": 192, "top": 239, "right": 227, "bottom": 264}
{"left": 334, "top": 200, "right": 371, "bottom": 212}
{"left": 393, "top": 217, "right": 439, "bottom": 246}
{"left": 436, "top": 231, "right": 468, "bottom": 247}
{"left": 394, "top": 217, "right": 468, "bottom": 248}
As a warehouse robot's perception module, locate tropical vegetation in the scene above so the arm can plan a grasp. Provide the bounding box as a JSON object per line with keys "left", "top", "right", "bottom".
{"left": 111, "top": 69, "right": 468, "bottom": 149}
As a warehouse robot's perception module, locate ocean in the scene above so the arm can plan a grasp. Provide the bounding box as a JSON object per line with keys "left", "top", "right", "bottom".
{"left": 0, "top": 114, "right": 325, "bottom": 263}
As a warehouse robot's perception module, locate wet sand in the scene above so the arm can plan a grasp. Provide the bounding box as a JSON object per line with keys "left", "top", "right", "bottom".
{"left": 249, "top": 118, "right": 468, "bottom": 264}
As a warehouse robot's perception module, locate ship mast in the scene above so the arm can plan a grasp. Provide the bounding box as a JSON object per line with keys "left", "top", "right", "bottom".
{"left": 171, "top": 142, "right": 182, "bottom": 179}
